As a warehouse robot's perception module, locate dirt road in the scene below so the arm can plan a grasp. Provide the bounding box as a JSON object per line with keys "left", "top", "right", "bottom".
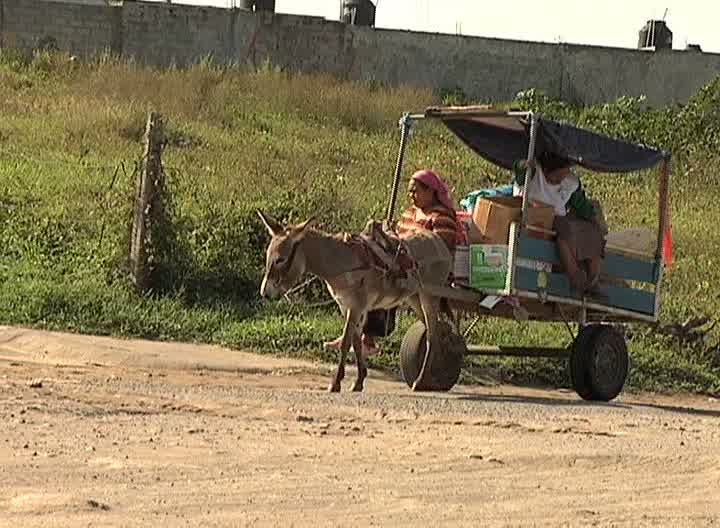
{"left": 1, "top": 325, "right": 719, "bottom": 527}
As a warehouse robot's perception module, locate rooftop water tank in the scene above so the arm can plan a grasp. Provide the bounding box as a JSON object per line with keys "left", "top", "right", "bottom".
{"left": 341, "top": 0, "right": 376, "bottom": 27}
{"left": 638, "top": 20, "right": 673, "bottom": 50}
{"left": 238, "top": 0, "right": 275, "bottom": 12}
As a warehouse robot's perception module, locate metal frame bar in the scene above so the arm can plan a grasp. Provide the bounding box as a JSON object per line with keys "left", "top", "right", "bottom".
{"left": 466, "top": 345, "right": 570, "bottom": 358}
{"left": 505, "top": 222, "right": 520, "bottom": 294}
{"left": 520, "top": 112, "right": 539, "bottom": 226}
{"left": 513, "top": 289, "right": 658, "bottom": 323}
{"left": 653, "top": 157, "right": 671, "bottom": 318}
{"left": 424, "top": 109, "right": 533, "bottom": 120}
{"left": 656, "top": 158, "right": 671, "bottom": 259}
{"left": 385, "top": 113, "right": 413, "bottom": 223}
{"left": 507, "top": 112, "right": 540, "bottom": 293}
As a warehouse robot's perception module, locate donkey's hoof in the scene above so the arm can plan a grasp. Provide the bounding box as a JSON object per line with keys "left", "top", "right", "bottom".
{"left": 351, "top": 381, "right": 364, "bottom": 392}
{"left": 328, "top": 383, "right": 341, "bottom": 393}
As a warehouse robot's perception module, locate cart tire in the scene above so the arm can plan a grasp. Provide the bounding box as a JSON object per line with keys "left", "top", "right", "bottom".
{"left": 570, "top": 325, "right": 628, "bottom": 402}
{"left": 399, "top": 320, "right": 465, "bottom": 391}
{"left": 569, "top": 325, "right": 600, "bottom": 400}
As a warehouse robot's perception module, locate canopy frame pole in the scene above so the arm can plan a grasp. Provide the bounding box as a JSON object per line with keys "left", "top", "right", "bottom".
{"left": 509, "top": 112, "right": 540, "bottom": 292}
{"left": 653, "top": 156, "right": 671, "bottom": 318}
{"left": 656, "top": 157, "right": 671, "bottom": 260}
{"left": 385, "top": 113, "right": 415, "bottom": 223}
{"left": 520, "top": 113, "right": 540, "bottom": 227}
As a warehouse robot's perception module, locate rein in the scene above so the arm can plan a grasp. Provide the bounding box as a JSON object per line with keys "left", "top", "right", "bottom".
{"left": 278, "top": 235, "right": 301, "bottom": 275}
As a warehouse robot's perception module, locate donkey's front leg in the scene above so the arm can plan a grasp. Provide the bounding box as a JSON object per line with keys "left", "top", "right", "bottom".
{"left": 413, "top": 293, "right": 438, "bottom": 392}
{"left": 329, "top": 309, "right": 356, "bottom": 392}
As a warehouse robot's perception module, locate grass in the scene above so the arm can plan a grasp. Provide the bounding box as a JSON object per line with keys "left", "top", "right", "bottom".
{"left": 1, "top": 50, "right": 719, "bottom": 395}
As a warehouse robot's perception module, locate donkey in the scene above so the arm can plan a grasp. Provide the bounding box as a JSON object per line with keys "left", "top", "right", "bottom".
{"left": 257, "top": 210, "right": 452, "bottom": 393}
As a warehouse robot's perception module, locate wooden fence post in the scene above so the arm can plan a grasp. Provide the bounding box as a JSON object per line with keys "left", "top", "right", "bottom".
{"left": 130, "top": 112, "right": 164, "bottom": 293}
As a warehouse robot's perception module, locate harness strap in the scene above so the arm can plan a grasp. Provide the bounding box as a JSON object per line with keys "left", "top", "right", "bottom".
{"left": 362, "top": 237, "right": 402, "bottom": 270}
{"left": 326, "top": 232, "right": 418, "bottom": 291}
{"left": 325, "top": 237, "right": 376, "bottom": 291}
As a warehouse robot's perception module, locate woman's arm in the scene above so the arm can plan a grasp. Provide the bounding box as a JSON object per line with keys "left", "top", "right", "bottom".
{"left": 430, "top": 210, "right": 458, "bottom": 251}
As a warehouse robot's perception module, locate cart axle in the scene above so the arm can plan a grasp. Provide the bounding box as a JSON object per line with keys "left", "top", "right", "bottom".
{"left": 465, "top": 345, "right": 570, "bottom": 358}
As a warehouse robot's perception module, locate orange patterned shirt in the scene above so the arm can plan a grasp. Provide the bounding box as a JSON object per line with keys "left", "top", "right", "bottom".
{"left": 396, "top": 205, "right": 458, "bottom": 251}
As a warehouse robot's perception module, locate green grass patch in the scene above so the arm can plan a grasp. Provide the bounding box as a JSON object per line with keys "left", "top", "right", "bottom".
{"left": 1, "top": 50, "right": 719, "bottom": 395}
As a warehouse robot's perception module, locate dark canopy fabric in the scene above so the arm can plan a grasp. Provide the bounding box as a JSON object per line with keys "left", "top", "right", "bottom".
{"left": 440, "top": 115, "right": 669, "bottom": 173}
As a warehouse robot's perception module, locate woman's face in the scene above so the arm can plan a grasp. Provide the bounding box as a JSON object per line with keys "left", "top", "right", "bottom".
{"left": 409, "top": 180, "right": 434, "bottom": 209}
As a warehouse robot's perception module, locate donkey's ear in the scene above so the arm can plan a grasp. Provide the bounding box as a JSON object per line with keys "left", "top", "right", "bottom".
{"left": 294, "top": 216, "right": 315, "bottom": 233}
{"left": 256, "top": 210, "right": 284, "bottom": 236}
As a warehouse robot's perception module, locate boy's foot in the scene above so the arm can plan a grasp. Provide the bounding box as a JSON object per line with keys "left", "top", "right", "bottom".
{"left": 361, "top": 335, "right": 380, "bottom": 358}
{"left": 584, "top": 275, "right": 609, "bottom": 303}
{"left": 568, "top": 268, "right": 588, "bottom": 293}
{"left": 586, "top": 273, "right": 601, "bottom": 291}
{"left": 323, "top": 337, "right": 344, "bottom": 350}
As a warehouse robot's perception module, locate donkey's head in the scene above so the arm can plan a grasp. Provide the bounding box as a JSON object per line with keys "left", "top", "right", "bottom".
{"left": 257, "top": 210, "right": 314, "bottom": 299}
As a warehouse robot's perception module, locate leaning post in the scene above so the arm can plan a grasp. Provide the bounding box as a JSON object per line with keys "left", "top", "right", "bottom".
{"left": 129, "top": 112, "right": 164, "bottom": 293}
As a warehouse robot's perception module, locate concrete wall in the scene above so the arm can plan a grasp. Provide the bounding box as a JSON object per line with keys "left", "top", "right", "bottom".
{"left": 1, "top": 0, "right": 121, "bottom": 56}
{"left": 2, "top": 0, "right": 719, "bottom": 106}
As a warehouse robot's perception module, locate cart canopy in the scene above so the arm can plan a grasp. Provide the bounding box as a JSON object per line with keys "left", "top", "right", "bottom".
{"left": 426, "top": 106, "right": 669, "bottom": 173}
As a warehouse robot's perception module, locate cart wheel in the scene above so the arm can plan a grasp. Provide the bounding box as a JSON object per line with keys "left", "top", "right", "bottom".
{"left": 569, "top": 325, "right": 600, "bottom": 400}
{"left": 570, "top": 325, "right": 628, "bottom": 402}
{"left": 399, "top": 320, "right": 465, "bottom": 391}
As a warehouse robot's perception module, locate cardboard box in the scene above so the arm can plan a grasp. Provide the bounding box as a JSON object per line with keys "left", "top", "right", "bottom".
{"left": 472, "top": 196, "right": 555, "bottom": 244}
{"left": 469, "top": 244, "right": 508, "bottom": 290}
{"left": 525, "top": 199, "right": 556, "bottom": 241}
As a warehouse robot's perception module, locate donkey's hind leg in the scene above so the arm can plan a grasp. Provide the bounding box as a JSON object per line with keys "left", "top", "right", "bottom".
{"left": 350, "top": 328, "right": 368, "bottom": 392}
{"left": 413, "top": 292, "right": 439, "bottom": 392}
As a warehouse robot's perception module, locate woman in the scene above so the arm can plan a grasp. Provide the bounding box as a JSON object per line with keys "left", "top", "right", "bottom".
{"left": 513, "top": 152, "right": 606, "bottom": 294}
{"left": 396, "top": 169, "right": 459, "bottom": 251}
{"left": 362, "top": 169, "right": 459, "bottom": 355}
{"left": 327, "top": 169, "right": 459, "bottom": 357}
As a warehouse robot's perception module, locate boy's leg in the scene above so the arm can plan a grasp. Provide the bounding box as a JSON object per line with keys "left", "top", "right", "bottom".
{"left": 557, "top": 238, "right": 587, "bottom": 292}
{"left": 586, "top": 257, "right": 602, "bottom": 289}
{"left": 553, "top": 216, "right": 588, "bottom": 292}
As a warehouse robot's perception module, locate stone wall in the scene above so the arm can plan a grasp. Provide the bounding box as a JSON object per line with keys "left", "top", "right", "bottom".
{"left": 1, "top": 0, "right": 719, "bottom": 106}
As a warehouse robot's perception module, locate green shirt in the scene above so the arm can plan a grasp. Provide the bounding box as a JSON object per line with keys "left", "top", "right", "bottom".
{"left": 511, "top": 160, "right": 596, "bottom": 221}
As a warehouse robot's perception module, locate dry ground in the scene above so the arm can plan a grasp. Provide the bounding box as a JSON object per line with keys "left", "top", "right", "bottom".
{"left": 1, "top": 325, "right": 719, "bottom": 527}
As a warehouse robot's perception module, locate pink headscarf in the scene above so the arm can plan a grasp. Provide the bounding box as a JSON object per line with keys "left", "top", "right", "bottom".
{"left": 411, "top": 169, "right": 454, "bottom": 211}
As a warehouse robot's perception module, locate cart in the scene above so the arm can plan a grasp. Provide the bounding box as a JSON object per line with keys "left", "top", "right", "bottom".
{"left": 387, "top": 106, "right": 671, "bottom": 401}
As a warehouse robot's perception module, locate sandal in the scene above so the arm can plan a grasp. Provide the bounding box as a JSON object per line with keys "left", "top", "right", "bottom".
{"left": 584, "top": 274, "right": 609, "bottom": 302}
{"left": 586, "top": 273, "right": 601, "bottom": 291}
{"left": 323, "top": 337, "right": 344, "bottom": 350}
{"left": 361, "top": 335, "right": 380, "bottom": 358}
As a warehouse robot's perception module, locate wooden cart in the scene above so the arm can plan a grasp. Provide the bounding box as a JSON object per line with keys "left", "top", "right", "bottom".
{"left": 387, "top": 106, "right": 671, "bottom": 401}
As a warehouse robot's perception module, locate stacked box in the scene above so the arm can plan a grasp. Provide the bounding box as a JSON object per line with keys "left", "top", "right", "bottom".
{"left": 469, "top": 244, "right": 508, "bottom": 289}
{"left": 472, "top": 196, "right": 555, "bottom": 243}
